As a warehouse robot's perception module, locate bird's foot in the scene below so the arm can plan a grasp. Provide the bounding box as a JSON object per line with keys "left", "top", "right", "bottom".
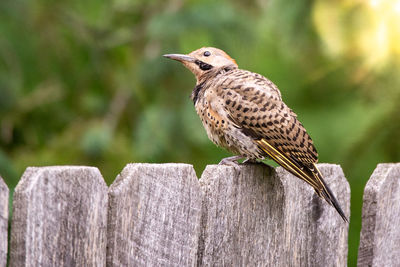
{"left": 218, "top": 155, "right": 243, "bottom": 166}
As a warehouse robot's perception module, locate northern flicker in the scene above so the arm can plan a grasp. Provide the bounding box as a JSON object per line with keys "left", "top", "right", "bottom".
{"left": 164, "top": 47, "right": 348, "bottom": 222}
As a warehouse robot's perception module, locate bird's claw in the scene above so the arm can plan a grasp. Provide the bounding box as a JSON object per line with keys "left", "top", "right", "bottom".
{"left": 218, "top": 155, "right": 243, "bottom": 166}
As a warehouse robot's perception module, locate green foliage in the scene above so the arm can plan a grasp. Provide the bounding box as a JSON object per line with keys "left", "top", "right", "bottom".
{"left": 1, "top": 0, "right": 399, "bottom": 265}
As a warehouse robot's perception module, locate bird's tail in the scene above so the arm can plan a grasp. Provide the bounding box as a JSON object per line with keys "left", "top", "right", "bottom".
{"left": 257, "top": 139, "right": 348, "bottom": 222}
{"left": 312, "top": 166, "right": 348, "bottom": 222}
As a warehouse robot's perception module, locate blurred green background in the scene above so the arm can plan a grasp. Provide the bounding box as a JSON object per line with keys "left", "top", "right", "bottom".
{"left": 1, "top": 0, "right": 399, "bottom": 265}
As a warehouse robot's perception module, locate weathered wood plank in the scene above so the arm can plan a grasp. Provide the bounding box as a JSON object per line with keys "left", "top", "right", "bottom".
{"left": 107, "top": 163, "right": 203, "bottom": 266}
{"left": 357, "top": 163, "right": 400, "bottom": 267}
{"left": 0, "top": 176, "right": 9, "bottom": 267}
{"left": 198, "top": 163, "right": 350, "bottom": 266}
{"left": 10, "top": 166, "right": 108, "bottom": 267}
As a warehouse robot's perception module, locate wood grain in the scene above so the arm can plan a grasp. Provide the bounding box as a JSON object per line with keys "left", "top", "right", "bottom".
{"left": 0, "top": 176, "right": 8, "bottom": 267}
{"left": 107, "top": 163, "right": 203, "bottom": 266}
{"left": 9, "top": 166, "right": 108, "bottom": 267}
{"left": 198, "top": 163, "right": 350, "bottom": 266}
{"left": 358, "top": 163, "right": 400, "bottom": 267}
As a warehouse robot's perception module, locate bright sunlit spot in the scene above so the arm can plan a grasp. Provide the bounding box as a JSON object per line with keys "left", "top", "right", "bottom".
{"left": 369, "top": 0, "right": 381, "bottom": 8}
{"left": 313, "top": 0, "right": 400, "bottom": 72}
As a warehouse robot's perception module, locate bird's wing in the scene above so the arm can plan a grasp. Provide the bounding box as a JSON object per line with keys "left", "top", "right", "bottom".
{"left": 223, "top": 90, "right": 322, "bottom": 190}
{"left": 216, "top": 71, "right": 319, "bottom": 165}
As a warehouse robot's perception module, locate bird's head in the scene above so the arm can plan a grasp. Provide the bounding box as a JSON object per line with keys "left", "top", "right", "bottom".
{"left": 164, "top": 47, "right": 238, "bottom": 81}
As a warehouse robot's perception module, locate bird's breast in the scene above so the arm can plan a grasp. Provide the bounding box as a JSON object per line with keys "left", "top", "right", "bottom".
{"left": 195, "top": 93, "right": 227, "bottom": 147}
{"left": 194, "top": 90, "right": 263, "bottom": 159}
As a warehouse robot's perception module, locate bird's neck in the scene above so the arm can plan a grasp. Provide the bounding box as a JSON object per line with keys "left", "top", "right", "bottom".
{"left": 191, "top": 81, "right": 205, "bottom": 105}
{"left": 191, "top": 65, "right": 238, "bottom": 105}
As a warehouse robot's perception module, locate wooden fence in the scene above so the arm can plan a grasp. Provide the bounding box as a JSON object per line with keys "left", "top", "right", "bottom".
{"left": 0, "top": 163, "right": 398, "bottom": 266}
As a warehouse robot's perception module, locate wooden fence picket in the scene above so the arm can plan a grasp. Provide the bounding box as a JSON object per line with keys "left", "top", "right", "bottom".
{"left": 107, "top": 163, "right": 203, "bottom": 266}
{"left": 9, "top": 166, "right": 108, "bottom": 267}
{"left": 198, "top": 164, "right": 350, "bottom": 266}
{"left": 358, "top": 163, "right": 400, "bottom": 267}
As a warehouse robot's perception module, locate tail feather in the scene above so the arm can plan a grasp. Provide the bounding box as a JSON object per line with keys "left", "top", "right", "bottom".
{"left": 314, "top": 167, "right": 348, "bottom": 222}
{"left": 257, "top": 139, "right": 348, "bottom": 222}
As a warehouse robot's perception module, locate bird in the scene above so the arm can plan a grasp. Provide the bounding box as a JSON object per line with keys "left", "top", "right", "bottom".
{"left": 164, "top": 47, "right": 348, "bottom": 222}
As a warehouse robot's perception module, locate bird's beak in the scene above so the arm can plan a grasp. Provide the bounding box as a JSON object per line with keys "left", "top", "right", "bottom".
{"left": 163, "top": 54, "right": 196, "bottom": 63}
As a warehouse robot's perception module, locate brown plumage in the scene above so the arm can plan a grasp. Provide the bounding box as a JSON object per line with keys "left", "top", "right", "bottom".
{"left": 164, "top": 47, "right": 348, "bottom": 222}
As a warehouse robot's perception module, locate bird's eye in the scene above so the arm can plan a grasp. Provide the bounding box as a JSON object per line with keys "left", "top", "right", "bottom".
{"left": 203, "top": 51, "right": 211, "bottom": 57}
